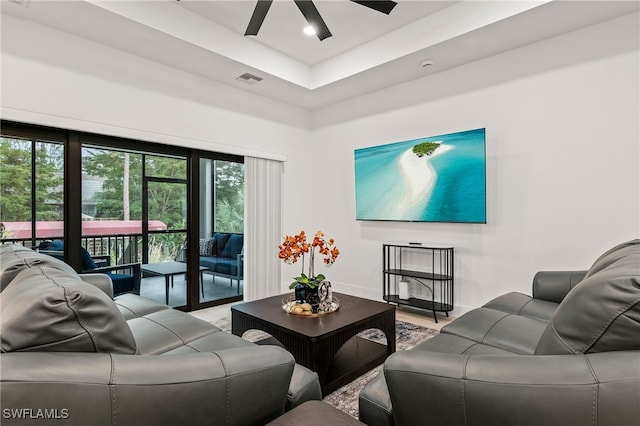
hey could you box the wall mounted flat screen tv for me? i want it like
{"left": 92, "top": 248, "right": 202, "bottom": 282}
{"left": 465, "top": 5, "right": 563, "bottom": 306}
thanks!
{"left": 354, "top": 128, "right": 486, "bottom": 223}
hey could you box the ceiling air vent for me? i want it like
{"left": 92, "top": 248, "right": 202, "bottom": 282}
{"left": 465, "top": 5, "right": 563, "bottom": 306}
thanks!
{"left": 235, "top": 73, "right": 263, "bottom": 85}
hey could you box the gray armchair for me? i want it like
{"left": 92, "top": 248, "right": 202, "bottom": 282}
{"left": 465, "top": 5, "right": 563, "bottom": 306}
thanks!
{"left": 0, "top": 244, "right": 321, "bottom": 425}
{"left": 360, "top": 240, "right": 640, "bottom": 426}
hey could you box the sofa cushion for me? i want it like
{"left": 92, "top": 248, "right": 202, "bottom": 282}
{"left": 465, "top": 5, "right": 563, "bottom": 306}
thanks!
{"left": 483, "top": 292, "right": 559, "bottom": 322}
{"left": 584, "top": 239, "right": 639, "bottom": 279}
{"left": 535, "top": 241, "right": 640, "bottom": 355}
{"left": 442, "top": 308, "right": 547, "bottom": 355}
{"left": 1, "top": 265, "right": 137, "bottom": 354}
{"left": 0, "top": 244, "right": 79, "bottom": 291}
{"left": 220, "top": 234, "right": 243, "bottom": 259}
{"left": 413, "top": 333, "right": 520, "bottom": 356}
{"left": 127, "top": 309, "right": 222, "bottom": 355}
{"left": 114, "top": 293, "right": 170, "bottom": 320}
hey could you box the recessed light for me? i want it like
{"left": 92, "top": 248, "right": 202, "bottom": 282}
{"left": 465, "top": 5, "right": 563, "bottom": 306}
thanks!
{"left": 303, "top": 25, "right": 316, "bottom": 36}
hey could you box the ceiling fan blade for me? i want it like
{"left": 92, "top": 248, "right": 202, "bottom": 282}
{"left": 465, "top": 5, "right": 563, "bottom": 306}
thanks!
{"left": 294, "top": 0, "right": 332, "bottom": 41}
{"left": 245, "top": 0, "right": 273, "bottom": 36}
{"left": 350, "top": 0, "right": 397, "bottom": 15}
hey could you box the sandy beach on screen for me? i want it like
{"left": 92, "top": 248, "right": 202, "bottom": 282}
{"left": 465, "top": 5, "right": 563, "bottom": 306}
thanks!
{"left": 397, "top": 143, "right": 452, "bottom": 209}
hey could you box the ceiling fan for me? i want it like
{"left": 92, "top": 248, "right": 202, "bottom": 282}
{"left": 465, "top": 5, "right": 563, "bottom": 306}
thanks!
{"left": 245, "top": 0, "right": 398, "bottom": 41}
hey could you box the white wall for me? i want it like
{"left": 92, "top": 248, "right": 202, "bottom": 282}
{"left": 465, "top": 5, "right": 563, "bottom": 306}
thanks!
{"left": 0, "top": 14, "right": 310, "bottom": 159}
{"left": 2, "top": 12, "right": 639, "bottom": 316}
{"left": 298, "top": 13, "right": 640, "bottom": 314}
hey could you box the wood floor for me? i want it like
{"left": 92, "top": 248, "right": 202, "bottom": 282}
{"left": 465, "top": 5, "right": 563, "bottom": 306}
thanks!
{"left": 395, "top": 305, "right": 452, "bottom": 331}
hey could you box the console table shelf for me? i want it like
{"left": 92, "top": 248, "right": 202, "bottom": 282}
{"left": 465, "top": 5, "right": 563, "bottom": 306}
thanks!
{"left": 383, "top": 244, "right": 454, "bottom": 323}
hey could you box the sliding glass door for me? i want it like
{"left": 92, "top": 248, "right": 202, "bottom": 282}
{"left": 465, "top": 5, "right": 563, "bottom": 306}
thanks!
{"left": 144, "top": 173, "right": 188, "bottom": 307}
{"left": 198, "top": 156, "right": 244, "bottom": 305}
{"left": 2, "top": 121, "right": 247, "bottom": 311}
{"left": 81, "top": 145, "right": 189, "bottom": 307}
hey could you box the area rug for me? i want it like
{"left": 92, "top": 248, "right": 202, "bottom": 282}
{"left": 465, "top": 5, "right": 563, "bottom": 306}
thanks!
{"left": 211, "top": 316, "right": 438, "bottom": 419}
{"left": 322, "top": 321, "right": 437, "bottom": 419}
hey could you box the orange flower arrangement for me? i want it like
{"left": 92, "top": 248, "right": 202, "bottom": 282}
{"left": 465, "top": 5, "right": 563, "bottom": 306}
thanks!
{"left": 278, "top": 230, "right": 340, "bottom": 289}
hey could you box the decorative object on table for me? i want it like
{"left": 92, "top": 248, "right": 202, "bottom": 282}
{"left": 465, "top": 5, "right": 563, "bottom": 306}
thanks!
{"left": 317, "top": 280, "right": 334, "bottom": 313}
{"left": 278, "top": 230, "right": 340, "bottom": 310}
{"left": 281, "top": 295, "right": 340, "bottom": 317}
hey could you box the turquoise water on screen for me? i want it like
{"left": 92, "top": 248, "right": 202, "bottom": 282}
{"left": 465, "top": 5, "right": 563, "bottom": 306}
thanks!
{"left": 354, "top": 128, "right": 486, "bottom": 223}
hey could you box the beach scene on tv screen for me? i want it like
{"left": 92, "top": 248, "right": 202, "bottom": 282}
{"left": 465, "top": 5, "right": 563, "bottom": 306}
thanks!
{"left": 354, "top": 128, "right": 486, "bottom": 223}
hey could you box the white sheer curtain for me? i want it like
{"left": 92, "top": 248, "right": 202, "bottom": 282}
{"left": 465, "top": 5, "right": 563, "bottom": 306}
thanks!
{"left": 243, "top": 156, "right": 283, "bottom": 301}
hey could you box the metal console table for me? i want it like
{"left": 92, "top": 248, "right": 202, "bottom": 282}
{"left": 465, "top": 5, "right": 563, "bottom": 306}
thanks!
{"left": 383, "top": 244, "right": 454, "bottom": 323}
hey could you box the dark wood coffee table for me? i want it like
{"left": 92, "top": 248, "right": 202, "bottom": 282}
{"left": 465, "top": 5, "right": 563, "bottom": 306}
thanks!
{"left": 231, "top": 293, "right": 396, "bottom": 395}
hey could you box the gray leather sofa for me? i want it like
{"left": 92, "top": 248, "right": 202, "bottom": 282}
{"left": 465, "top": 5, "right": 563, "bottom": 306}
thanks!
{"left": 360, "top": 239, "right": 640, "bottom": 426}
{"left": 0, "top": 244, "right": 321, "bottom": 426}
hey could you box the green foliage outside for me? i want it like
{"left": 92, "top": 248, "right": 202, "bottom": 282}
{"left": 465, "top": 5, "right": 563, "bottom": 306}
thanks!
{"left": 82, "top": 150, "right": 187, "bottom": 227}
{"left": 83, "top": 149, "right": 189, "bottom": 261}
{"left": 0, "top": 138, "right": 64, "bottom": 225}
{"left": 214, "top": 161, "right": 244, "bottom": 233}
{"left": 412, "top": 142, "right": 440, "bottom": 158}
{"left": 1, "top": 139, "right": 244, "bottom": 263}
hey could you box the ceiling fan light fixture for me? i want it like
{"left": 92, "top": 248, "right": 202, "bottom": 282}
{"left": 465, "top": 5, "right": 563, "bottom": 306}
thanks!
{"left": 294, "top": 0, "right": 332, "bottom": 41}
{"left": 303, "top": 25, "right": 316, "bottom": 36}
{"left": 243, "top": 0, "right": 397, "bottom": 40}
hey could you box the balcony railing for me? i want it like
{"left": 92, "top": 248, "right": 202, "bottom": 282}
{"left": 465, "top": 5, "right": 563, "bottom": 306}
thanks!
{"left": 2, "top": 235, "right": 142, "bottom": 265}
{"left": 0, "top": 220, "right": 174, "bottom": 266}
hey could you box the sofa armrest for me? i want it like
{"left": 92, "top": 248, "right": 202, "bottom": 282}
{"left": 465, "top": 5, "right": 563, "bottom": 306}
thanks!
{"left": 79, "top": 273, "right": 114, "bottom": 298}
{"left": 531, "top": 270, "right": 587, "bottom": 303}
{"left": 1, "top": 345, "right": 295, "bottom": 426}
{"left": 384, "top": 350, "right": 640, "bottom": 426}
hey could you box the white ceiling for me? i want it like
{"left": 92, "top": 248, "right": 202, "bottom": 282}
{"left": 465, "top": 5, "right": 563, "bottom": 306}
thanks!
{"left": 177, "top": 0, "right": 457, "bottom": 65}
{"left": 2, "top": 0, "right": 639, "bottom": 111}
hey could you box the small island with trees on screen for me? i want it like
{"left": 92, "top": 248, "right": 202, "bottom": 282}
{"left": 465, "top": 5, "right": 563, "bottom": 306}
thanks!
{"left": 412, "top": 142, "right": 441, "bottom": 157}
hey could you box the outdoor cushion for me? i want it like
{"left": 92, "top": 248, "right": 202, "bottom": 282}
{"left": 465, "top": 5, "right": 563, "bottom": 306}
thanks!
{"left": 38, "top": 241, "right": 136, "bottom": 294}
{"left": 45, "top": 240, "right": 98, "bottom": 271}
{"left": 212, "top": 258, "right": 239, "bottom": 276}
{"left": 220, "top": 234, "right": 243, "bottom": 259}
{"left": 109, "top": 273, "right": 136, "bottom": 294}
{"left": 212, "top": 232, "right": 232, "bottom": 256}
{"left": 199, "top": 238, "right": 215, "bottom": 256}
{"left": 81, "top": 247, "right": 99, "bottom": 270}
{"left": 0, "top": 265, "right": 137, "bottom": 354}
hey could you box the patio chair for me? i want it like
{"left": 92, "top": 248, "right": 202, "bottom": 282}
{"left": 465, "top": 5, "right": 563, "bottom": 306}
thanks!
{"left": 39, "top": 240, "right": 141, "bottom": 295}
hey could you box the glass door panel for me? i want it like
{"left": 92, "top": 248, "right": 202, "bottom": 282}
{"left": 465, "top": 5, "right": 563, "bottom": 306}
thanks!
{"left": 198, "top": 158, "right": 244, "bottom": 304}
{"left": 144, "top": 177, "right": 188, "bottom": 307}
{"left": 0, "top": 137, "right": 63, "bottom": 249}
{"left": 81, "top": 146, "right": 143, "bottom": 266}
